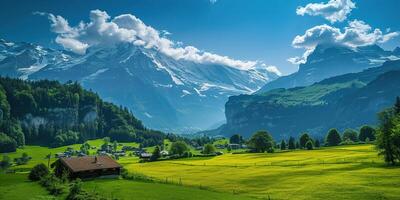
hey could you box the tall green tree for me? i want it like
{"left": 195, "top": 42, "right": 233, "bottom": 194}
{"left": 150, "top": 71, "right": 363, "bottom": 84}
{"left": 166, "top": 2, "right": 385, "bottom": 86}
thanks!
{"left": 229, "top": 134, "right": 243, "bottom": 144}
{"left": 288, "top": 136, "right": 296, "bottom": 150}
{"left": 376, "top": 109, "right": 400, "bottom": 165}
{"left": 359, "top": 125, "right": 376, "bottom": 142}
{"left": 248, "top": 130, "right": 274, "bottom": 153}
{"left": 325, "top": 129, "right": 342, "bottom": 146}
{"left": 315, "top": 139, "right": 320, "bottom": 148}
{"left": 299, "top": 133, "right": 311, "bottom": 148}
{"left": 203, "top": 144, "right": 216, "bottom": 154}
{"left": 280, "top": 140, "right": 286, "bottom": 150}
{"left": 170, "top": 141, "right": 189, "bottom": 156}
{"left": 150, "top": 146, "right": 161, "bottom": 161}
{"left": 342, "top": 129, "right": 358, "bottom": 142}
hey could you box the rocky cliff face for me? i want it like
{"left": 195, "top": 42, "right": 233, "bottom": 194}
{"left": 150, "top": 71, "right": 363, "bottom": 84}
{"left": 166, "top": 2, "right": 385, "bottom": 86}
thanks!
{"left": 221, "top": 60, "right": 400, "bottom": 139}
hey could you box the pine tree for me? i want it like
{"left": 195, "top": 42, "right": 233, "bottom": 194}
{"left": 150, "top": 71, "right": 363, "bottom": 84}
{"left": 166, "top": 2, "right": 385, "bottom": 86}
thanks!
{"left": 280, "top": 140, "right": 286, "bottom": 150}
{"left": 288, "top": 136, "right": 296, "bottom": 150}
{"left": 325, "top": 129, "right": 341, "bottom": 146}
{"left": 315, "top": 139, "right": 320, "bottom": 148}
{"left": 395, "top": 96, "right": 400, "bottom": 114}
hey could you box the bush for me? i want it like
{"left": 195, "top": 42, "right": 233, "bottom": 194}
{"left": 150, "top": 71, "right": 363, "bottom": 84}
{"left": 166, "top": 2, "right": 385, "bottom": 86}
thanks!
{"left": 170, "top": 141, "right": 189, "bottom": 156}
{"left": 29, "top": 163, "right": 50, "bottom": 181}
{"left": 182, "top": 151, "right": 193, "bottom": 158}
{"left": 0, "top": 133, "right": 17, "bottom": 153}
{"left": 0, "top": 156, "right": 11, "bottom": 169}
{"left": 14, "top": 152, "right": 31, "bottom": 165}
{"left": 39, "top": 174, "right": 65, "bottom": 196}
{"left": 202, "top": 144, "right": 216, "bottom": 154}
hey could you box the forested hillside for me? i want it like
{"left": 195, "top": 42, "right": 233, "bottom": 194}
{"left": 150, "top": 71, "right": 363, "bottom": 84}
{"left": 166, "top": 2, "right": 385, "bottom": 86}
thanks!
{"left": 0, "top": 77, "right": 164, "bottom": 152}
{"left": 219, "top": 60, "right": 400, "bottom": 139}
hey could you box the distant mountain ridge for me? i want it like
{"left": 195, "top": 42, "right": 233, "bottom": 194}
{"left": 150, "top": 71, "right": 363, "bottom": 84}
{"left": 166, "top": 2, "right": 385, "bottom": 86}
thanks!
{"left": 0, "top": 39, "right": 279, "bottom": 133}
{"left": 257, "top": 44, "right": 400, "bottom": 93}
{"left": 216, "top": 59, "right": 400, "bottom": 139}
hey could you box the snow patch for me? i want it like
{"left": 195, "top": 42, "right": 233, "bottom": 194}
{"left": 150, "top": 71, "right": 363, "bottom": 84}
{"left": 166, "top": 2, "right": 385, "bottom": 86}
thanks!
{"left": 144, "top": 112, "right": 153, "bottom": 118}
{"left": 83, "top": 68, "right": 109, "bottom": 81}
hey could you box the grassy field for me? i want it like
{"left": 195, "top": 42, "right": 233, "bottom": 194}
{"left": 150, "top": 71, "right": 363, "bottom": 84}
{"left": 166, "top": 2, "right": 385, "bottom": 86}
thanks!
{"left": 125, "top": 144, "right": 400, "bottom": 200}
{"left": 0, "top": 173, "right": 55, "bottom": 200}
{"left": 83, "top": 179, "right": 255, "bottom": 200}
{"left": 2, "top": 141, "right": 400, "bottom": 200}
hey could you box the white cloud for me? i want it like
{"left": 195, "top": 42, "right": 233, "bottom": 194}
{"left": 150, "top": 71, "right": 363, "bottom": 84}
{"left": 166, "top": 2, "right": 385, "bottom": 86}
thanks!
{"left": 210, "top": 0, "right": 217, "bottom": 4}
{"left": 296, "top": 0, "right": 356, "bottom": 23}
{"left": 37, "top": 9, "right": 259, "bottom": 70}
{"left": 265, "top": 66, "right": 282, "bottom": 76}
{"left": 289, "top": 20, "right": 399, "bottom": 64}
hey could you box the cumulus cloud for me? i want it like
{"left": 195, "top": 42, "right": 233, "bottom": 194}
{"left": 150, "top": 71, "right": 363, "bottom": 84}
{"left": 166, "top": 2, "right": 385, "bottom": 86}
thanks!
{"left": 36, "top": 9, "right": 259, "bottom": 70}
{"left": 288, "top": 20, "right": 399, "bottom": 64}
{"left": 296, "top": 0, "right": 356, "bottom": 23}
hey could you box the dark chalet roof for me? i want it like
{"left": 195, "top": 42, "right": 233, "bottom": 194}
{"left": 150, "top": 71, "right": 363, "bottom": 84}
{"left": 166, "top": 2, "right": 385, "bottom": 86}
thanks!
{"left": 60, "top": 156, "right": 122, "bottom": 173}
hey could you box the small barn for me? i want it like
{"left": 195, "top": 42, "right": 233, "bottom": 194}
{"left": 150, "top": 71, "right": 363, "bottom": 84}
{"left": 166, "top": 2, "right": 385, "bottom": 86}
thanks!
{"left": 53, "top": 156, "right": 122, "bottom": 179}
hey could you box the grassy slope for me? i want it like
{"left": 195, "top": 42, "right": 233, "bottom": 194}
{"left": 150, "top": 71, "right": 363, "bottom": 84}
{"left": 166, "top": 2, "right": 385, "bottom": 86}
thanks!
{"left": 83, "top": 179, "right": 254, "bottom": 200}
{"left": 0, "top": 173, "right": 55, "bottom": 200}
{"left": 2, "top": 142, "right": 400, "bottom": 200}
{"left": 125, "top": 145, "right": 400, "bottom": 200}
{"left": 1, "top": 139, "right": 138, "bottom": 171}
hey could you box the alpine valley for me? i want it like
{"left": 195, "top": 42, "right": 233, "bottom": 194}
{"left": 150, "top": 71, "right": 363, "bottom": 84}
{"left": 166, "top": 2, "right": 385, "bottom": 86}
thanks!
{"left": 0, "top": 39, "right": 279, "bottom": 133}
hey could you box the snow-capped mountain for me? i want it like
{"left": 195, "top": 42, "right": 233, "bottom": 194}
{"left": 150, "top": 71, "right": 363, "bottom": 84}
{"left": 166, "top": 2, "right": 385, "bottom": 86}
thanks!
{"left": 257, "top": 44, "right": 400, "bottom": 93}
{"left": 0, "top": 39, "right": 279, "bottom": 133}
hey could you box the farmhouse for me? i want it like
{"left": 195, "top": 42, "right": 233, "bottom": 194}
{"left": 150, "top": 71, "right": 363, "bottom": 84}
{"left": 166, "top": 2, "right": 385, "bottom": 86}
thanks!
{"left": 52, "top": 156, "right": 122, "bottom": 179}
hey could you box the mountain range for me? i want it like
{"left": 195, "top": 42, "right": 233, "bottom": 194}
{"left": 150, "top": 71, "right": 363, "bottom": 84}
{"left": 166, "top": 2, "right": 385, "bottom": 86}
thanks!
{"left": 0, "top": 39, "right": 279, "bottom": 133}
{"left": 217, "top": 58, "right": 400, "bottom": 139}
{"left": 257, "top": 44, "right": 400, "bottom": 93}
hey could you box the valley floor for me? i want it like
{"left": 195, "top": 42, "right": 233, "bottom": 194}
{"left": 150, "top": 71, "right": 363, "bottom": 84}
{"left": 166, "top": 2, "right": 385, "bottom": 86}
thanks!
{"left": 1, "top": 143, "right": 400, "bottom": 200}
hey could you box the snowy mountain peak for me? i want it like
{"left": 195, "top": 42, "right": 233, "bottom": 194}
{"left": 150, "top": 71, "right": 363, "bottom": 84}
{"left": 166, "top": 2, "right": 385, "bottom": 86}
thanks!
{"left": 0, "top": 39, "right": 279, "bottom": 133}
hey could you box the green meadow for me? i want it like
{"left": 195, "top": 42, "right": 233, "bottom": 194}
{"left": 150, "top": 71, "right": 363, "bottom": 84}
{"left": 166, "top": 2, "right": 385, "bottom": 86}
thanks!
{"left": 125, "top": 144, "right": 400, "bottom": 200}
{"left": 1, "top": 142, "right": 400, "bottom": 200}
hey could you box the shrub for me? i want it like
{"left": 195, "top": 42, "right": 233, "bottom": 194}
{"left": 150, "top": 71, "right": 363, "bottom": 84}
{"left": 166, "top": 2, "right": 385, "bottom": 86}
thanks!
{"left": 29, "top": 163, "right": 49, "bottom": 181}
{"left": 0, "top": 156, "right": 11, "bottom": 169}
{"left": 0, "top": 133, "right": 17, "bottom": 153}
{"left": 170, "top": 141, "right": 189, "bottom": 156}
{"left": 14, "top": 152, "right": 31, "bottom": 165}
{"left": 39, "top": 174, "right": 65, "bottom": 196}
{"left": 202, "top": 144, "right": 216, "bottom": 154}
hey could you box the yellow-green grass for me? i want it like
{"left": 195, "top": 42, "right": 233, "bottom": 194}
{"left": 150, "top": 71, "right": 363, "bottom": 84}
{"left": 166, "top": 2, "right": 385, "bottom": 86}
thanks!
{"left": 125, "top": 144, "right": 400, "bottom": 200}
{"left": 0, "top": 173, "right": 57, "bottom": 200}
{"left": 83, "top": 179, "right": 255, "bottom": 200}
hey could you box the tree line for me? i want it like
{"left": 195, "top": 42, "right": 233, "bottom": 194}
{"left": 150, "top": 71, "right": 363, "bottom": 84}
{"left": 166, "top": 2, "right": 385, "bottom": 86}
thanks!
{"left": 0, "top": 77, "right": 165, "bottom": 152}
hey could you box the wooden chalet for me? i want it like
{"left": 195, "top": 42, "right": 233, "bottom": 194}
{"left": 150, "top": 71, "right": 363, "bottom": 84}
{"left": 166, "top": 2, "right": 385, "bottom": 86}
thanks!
{"left": 53, "top": 155, "right": 122, "bottom": 179}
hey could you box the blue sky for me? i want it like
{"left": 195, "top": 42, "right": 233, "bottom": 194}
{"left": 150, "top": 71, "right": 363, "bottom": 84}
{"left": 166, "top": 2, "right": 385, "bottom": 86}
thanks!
{"left": 1, "top": 0, "right": 399, "bottom": 75}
